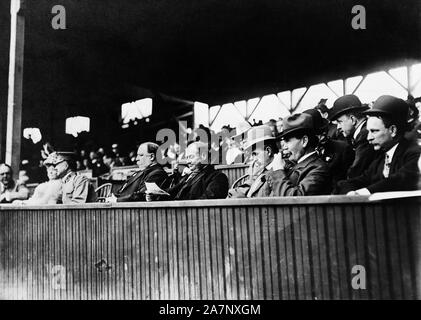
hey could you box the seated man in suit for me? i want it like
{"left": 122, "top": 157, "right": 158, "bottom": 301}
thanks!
{"left": 228, "top": 125, "right": 279, "bottom": 198}
{"left": 267, "top": 113, "right": 332, "bottom": 196}
{"left": 106, "top": 142, "right": 168, "bottom": 202}
{"left": 161, "top": 141, "right": 228, "bottom": 200}
{"left": 329, "top": 94, "right": 378, "bottom": 179}
{"left": 337, "top": 95, "right": 421, "bottom": 195}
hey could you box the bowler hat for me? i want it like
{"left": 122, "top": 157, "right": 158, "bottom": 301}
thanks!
{"left": 243, "top": 125, "right": 275, "bottom": 150}
{"left": 364, "top": 95, "right": 409, "bottom": 125}
{"left": 278, "top": 113, "right": 315, "bottom": 139}
{"left": 303, "top": 108, "right": 329, "bottom": 134}
{"left": 329, "top": 95, "right": 368, "bottom": 121}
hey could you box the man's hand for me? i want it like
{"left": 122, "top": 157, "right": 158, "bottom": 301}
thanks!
{"left": 105, "top": 194, "right": 117, "bottom": 203}
{"left": 270, "top": 153, "right": 286, "bottom": 171}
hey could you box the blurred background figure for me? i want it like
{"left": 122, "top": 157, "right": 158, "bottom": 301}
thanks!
{"left": 0, "top": 163, "right": 30, "bottom": 203}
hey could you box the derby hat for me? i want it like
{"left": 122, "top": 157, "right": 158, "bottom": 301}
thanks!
{"left": 329, "top": 95, "right": 368, "bottom": 121}
{"left": 243, "top": 125, "right": 275, "bottom": 150}
{"left": 303, "top": 108, "right": 329, "bottom": 134}
{"left": 278, "top": 113, "right": 315, "bottom": 139}
{"left": 363, "top": 95, "right": 409, "bottom": 125}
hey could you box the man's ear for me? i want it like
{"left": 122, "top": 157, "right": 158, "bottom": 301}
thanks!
{"left": 265, "top": 146, "right": 273, "bottom": 157}
{"left": 389, "top": 124, "right": 398, "bottom": 138}
{"left": 301, "top": 135, "right": 309, "bottom": 148}
{"left": 150, "top": 153, "right": 156, "bottom": 161}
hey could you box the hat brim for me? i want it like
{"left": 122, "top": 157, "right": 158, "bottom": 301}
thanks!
{"left": 329, "top": 105, "right": 369, "bottom": 121}
{"left": 243, "top": 136, "right": 275, "bottom": 150}
{"left": 278, "top": 127, "right": 315, "bottom": 139}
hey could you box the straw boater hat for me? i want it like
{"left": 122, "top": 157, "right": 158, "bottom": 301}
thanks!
{"left": 278, "top": 113, "right": 315, "bottom": 139}
{"left": 243, "top": 125, "right": 275, "bottom": 150}
{"left": 329, "top": 94, "right": 369, "bottom": 121}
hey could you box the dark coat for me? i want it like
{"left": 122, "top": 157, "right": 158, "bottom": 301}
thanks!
{"left": 317, "top": 138, "right": 355, "bottom": 189}
{"left": 168, "top": 165, "right": 229, "bottom": 200}
{"left": 347, "top": 122, "right": 379, "bottom": 178}
{"left": 115, "top": 163, "right": 168, "bottom": 202}
{"left": 337, "top": 138, "right": 421, "bottom": 194}
{"left": 269, "top": 153, "right": 332, "bottom": 196}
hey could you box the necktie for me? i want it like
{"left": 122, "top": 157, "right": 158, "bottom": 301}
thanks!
{"left": 383, "top": 153, "right": 391, "bottom": 178}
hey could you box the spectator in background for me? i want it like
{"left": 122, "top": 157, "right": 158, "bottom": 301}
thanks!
{"left": 0, "top": 163, "right": 30, "bottom": 203}
{"left": 103, "top": 151, "right": 118, "bottom": 172}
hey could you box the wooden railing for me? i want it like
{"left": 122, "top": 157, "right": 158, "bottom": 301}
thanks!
{"left": 0, "top": 195, "right": 420, "bottom": 300}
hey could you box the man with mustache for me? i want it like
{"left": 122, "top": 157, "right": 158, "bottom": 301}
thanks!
{"left": 337, "top": 95, "right": 420, "bottom": 195}
{"left": 267, "top": 113, "right": 332, "bottom": 196}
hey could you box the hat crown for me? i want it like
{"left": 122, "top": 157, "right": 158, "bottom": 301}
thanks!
{"left": 330, "top": 94, "right": 366, "bottom": 120}
{"left": 303, "top": 108, "right": 327, "bottom": 130}
{"left": 367, "top": 95, "right": 409, "bottom": 122}
{"left": 283, "top": 113, "right": 314, "bottom": 132}
{"left": 243, "top": 125, "right": 275, "bottom": 149}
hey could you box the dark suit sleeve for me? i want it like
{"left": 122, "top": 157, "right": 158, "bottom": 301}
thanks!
{"left": 198, "top": 172, "right": 229, "bottom": 199}
{"left": 271, "top": 165, "right": 331, "bottom": 197}
{"left": 117, "top": 170, "right": 168, "bottom": 202}
{"left": 366, "top": 147, "right": 420, "bottom": 193}
{"left": 347, "top": 139, "right": 377, "bottom": 178}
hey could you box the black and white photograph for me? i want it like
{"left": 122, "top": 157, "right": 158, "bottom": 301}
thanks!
{"left": 0, "top": 0, "right": 421, "bottom": 308}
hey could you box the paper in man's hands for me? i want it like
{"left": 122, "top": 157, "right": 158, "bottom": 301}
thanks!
{"left": 145, "top": 182, "right": 170, "bottom": 196}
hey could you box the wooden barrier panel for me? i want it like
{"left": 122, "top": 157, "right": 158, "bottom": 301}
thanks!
{"left": 215, "top": 164, "right": 248, "bottom": 186}
{"left": 0, "top": 196, "right": 420, "bottom": 300}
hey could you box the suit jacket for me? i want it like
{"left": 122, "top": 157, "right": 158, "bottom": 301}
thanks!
{"left": 347, "top": 122, "right": 379, "bottom": 178}
{"left": 115, "top": 163, "right": 168, "bottom": 202}
{"left": 168, "top": 165, "right": 228, "bottom": 200}
{"left": 269, "top": 153, "right": 332, "bottom": 196}
{"left": 61, "top": 172, "right": 97, "bottom": 204}
{"left": 318, "top": 138, "right": 355, "bottom": 189}
{"left": 337, "top": 138, "right": 421, "bottom": 194}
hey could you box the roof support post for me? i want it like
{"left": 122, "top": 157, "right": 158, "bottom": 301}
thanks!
{"left": 6, "top": 0, "right": 25, "bottom": 178}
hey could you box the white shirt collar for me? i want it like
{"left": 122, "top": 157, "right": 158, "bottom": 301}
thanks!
{"left": 297, "top": 151, "right": 317, "bottom": 164}
{"left": 385, "top": 143, "right": 399, "bottom": 162}
{"left": 353, "top": 119, "right": 366, "bottom": 140}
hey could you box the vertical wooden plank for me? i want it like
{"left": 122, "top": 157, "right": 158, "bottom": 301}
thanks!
{"left": 282, "top": 206, "right": 295, "bottom": 299}
{"left": 203, "top": 207, "right": 212, "bottom": 299}
{"left": 308, "top": 205, "right": 322, "bottom": 300}
{"left": 187, "top": 208, "right": 195, "bottom": 299}
{"left": 352, "top": 205, "right": 370, "bottom": 300}
{"left": 344, "top": 205, "right": 358, "bottom": 300}
{"left": 395, "top": 204, "right": 416, "bottom": 299}
{"left": 197, "top": 207, "right": 206, "bottom": 299}
{"left": 325, "top": 205, "right": 340, "bottom": 299}
{"left": 373, "top": 204, "right": 391, "bottom": 299}
{"left": 275, "top": 207, "right": 288, "bottom": 300}
{"left": 209, "top": 207, "right": 219, "bottom": 299}
{"left": 234, "top": 207, "right": 245, "bottom": 299}
{"left": 227, "top": 206, "right": 237, "bottom": 299}
{"left": 260, "top": 205, "right": 272, "bottom": 299}
{"left": 215, "top": 207, "right": 226, "bottom": 300}
{"left": 241, "top": 207, "right": 252, "bottom": 300}
{"left": 246, "top": 206, "right": 258, "bottom": 300}
{"left": 291, "top": 205, "right": 305, "bottom": 299}
{"left": 191, "top": 207, "right": 201, "bottom": 299}
{"left": 253, "top": 206, "right": 265, "bottom": 299}
{"left": 299, "top": 206, "right": 312, "bottom": 300}
{"left": 333, "top": 205, "right": 350, "bottom": 299}
{"left": 384, "top": 205, "right": 403, "bottom": 299}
